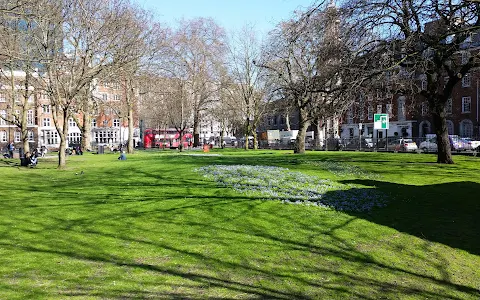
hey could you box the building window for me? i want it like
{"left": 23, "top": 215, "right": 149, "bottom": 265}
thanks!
{"left": 421, "top": 102, "right": 428, "bottom": 116}
{"left": 14, "top": 110, "right": 19, "bottom": 122}
{"left": 27, "top": 110, "right": 34, "bottom": 125}
{"left": 0, "top": 110, "right": 6, "bottom": 125}
{"left": 45, "top": 130, "right": 58, "bottom": 145}
{"left": 92, "top": 119, "right": 97, "bottom": 127}
{"left": 0, "top": 130, "right": 6, "bottom": 142}
{"left": 113, "top": 94, "right": 121, "bottom": 101}
{"left": 446, "top": 98, "right": 452, "bottom": 114}
{"left": 14, "top": 131, "right": 20, "bottom": 142}
{"left": 446, "top": 120, "right": 454, "bottom": 135}
{"left": 461, "top": 51, "right": 470, "bottom": 64}
{"left": 42, "top": 105, "right": 51, "bottom": 113}
{"left": 43, "top": 118, "right": 51, "bottom": 127}
{"left": 386, "top": 103, "right": 393, "bottom": 117}
{"left": 28, "top": 130, "right": 34, "bottom": 141}
{"left": 462, "top": 97, "right": 471, "bottom": 113}
{"left": 367, "top": 106, "right": 373, "bottom": 120}
{"left": 421, "top": 79, "right": 427, "bottom": 91}
{"left": 460, "top": 119, "right": 473, "bottom": 137}
{"left": 376, "top": 104, "right": 382, "bottom": 114}
{"left": 0, "top": 93, "right": 5, "bottom": 102}
{"left": 397, "top": 97, "right": 406, "bottom": 121}
{"left": 113, "top": 119, "right": 120, "bottom": 127}
{"left": 28, "top": 95, "right": 34, "bottom": 103}
{"left": 462, "top": 73, "right": 471, "bottom": 87}
{"left": 346, "top": 107, "right": 353, "bottom": 124}
{"left": 68, "top": 118, "right": 77, "bottom": 128}
{"left": 444, "top": 76, "right": 449, "bottom": 87}
{"left": 102, "top": 94, "right": 108, "bottom": 101}
{"left": 68, "top": 132, "right": 81, "bottom": 144}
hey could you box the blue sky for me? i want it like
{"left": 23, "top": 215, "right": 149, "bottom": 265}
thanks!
{"left": 138, "top": 0, "right": 315, "bottom": 36}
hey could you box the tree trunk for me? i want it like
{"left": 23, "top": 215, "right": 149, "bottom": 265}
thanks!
{"left": 244, "top": 117, "right": 250, "bottom": 150}
{"left": 127, "top": 103, "right": 134, "bottom": 154}
{"left": 81, "top": 113, "right": 91, "bottom": 151}
{"left": 314, "top": 118, "right": 322, "bottom": 150}
{"left": 294, "top": 108, "right": 310, "bottom": 154}
{"left": 193, "top": 112, "right": 200, "bottom": 147}
{"left": 432, "top": 102, "right": 454, "bottom": 164}
{"left": 57, "top": 110, "right": 69, "bottom": 169}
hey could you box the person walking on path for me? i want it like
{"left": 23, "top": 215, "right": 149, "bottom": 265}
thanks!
{"left": 8, "top": 141, "right": 14, "bottom": 158}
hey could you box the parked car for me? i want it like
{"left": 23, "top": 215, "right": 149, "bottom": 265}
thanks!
{"left": 342, "top": 138, "right": 374, "bottom": 150}
{"left": 420, "top": 134, "right": 466, "bottom": 152}
{"left": 460, "top": 137, "right": 480, "bottom": 151}
{"left": 388, "top": 138, "right": 418, "bottom": 152}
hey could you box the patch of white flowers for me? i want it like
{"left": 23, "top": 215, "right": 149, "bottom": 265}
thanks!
{"left": 303, "top": 160, "right": 381, "bottom": 179}
{"left": 195, "top": 165, "right": 387, "bottom": 212}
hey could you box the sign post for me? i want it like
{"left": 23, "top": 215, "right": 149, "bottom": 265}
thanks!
{"left": 374, "top": 114, "right": 389, "bottom": 150}
{"left": 358, "top": 123, "right": 363, "bottom": 151}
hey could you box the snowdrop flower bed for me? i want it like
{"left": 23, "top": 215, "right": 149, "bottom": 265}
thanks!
{"left": 304, "top": 160, "right": 380, "bottom": 179}
{"left": 195, "top": 165, "right": 387, "bottom": 212}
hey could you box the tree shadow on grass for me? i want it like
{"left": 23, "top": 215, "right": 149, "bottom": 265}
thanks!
{"left": 338, "top": 179, "right": 480, "bottom": 256}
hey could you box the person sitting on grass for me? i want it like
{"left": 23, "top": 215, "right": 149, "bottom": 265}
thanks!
{"left": 118, "top": 151, "right": 126, "bottom": 160}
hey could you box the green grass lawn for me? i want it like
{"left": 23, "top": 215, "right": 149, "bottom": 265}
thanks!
{"left": 0, "top": 149, "right": 479, "bottom": 299}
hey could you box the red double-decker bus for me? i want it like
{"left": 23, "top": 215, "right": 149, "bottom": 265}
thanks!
{"left": 143, "top": 128, "right": 192, "bottom": 149}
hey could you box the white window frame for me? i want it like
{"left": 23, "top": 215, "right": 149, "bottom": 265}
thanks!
{"left": 386, "top": 103, "right": 393, "bottom": 117}
{"left": 0, "top": 130, "right": 6, "bottom": 142}
{"left": 0, "top": 93, "right": 5, "bottom": 102}
{"left": 376, "top": 104, "right": 382, "bottom": 114}
{"left": 0, "top": 110, "right": 6, "bottom": 125}
{"left": 367, "top": 106, "right": 373, "bottom": 120}
{"left": 27, "top": 110, "right": 34, "bottom": 125}
{"left": 446, "top": 98, "right": 452, "bottom": 114}
{"left": 113, "top": 119, "right": 120, "bottom": 127}
{"left": 92, "top": 119, "right": 97, "bottom": 127}
{"left": 42, "top": 105, "right": 51, "bottom": 113}
{"left": 68, "top": 118, "right": 77, "bottom": 128}
{"left": 102, "top": 94, "right": 108, "bottom": 101}
{"left": 43, "top": 118, "right": 51, "bottom": 127}
{"left": 28, "top": 130, "right": 34, "bottom": 141}
{"left": 462, "top": 97, "right": 471, "bottom": 113}
{"left": 462, "top": 51, "right": 470, "bottom": 64}
{"left": 14, "top": 131, "right": 21, "bottom": 142}
{"left": 462, "top": 73, "right": 471, "bottom": 87}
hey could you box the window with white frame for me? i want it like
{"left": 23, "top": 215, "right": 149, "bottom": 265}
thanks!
{"left": 68, "top": 118, "right": 77, "bottom": 128}
{"left": 446, "top": 120, "right": 454, "bottom": 135}
{"left": 102, "top": 94, "right": 108, "bottom": 101}
{"left": 0, "top": 93, "right": 5, "bottom": 102}
{"left": 461, "top": 51, "right": 470, "bottom": 64}
{"left": 386, "top": 103, "right": 393, "bottom": 117}
{"left": 376, "top": 104, "right": 382, "bottom": 114}
{"left": 462, "top": 97, "right": 471, "bottom": 113}
{"left": 14, "top": 131, "right": 20, "bottom": 142}
{"left": 42, "top": 105, "right": 51, "bottom": 113}
{"left": 28, "top": 130, "right": 34, "bottom": 141}
{"left": 0, "top": 130, "right": 6, "bottom": 142}
{"left": 68, "top": 132, "right": 81, "bottom": 144}
{"left": 28, "top": 95, "right": 34, "bottom": 103}
{"left": 462, "top": 73, "right": 471, "bottom": 87}
{"left": 446, "top": 98, "right": 452, "bottom": 114}
{"left": 421, "top": 79, "right": 427, "bottom": 90}
{"left": 397, "top": 97, "right": 406, "bottom": 121}
{"left": 113, "top": 119, "right": 120, "bottom": 127}
{"left": 43, "top": 117, "right": 51, "bottom": 127}
{"left": 45, "top": 130, "right": 59, "bottom": 145}
{"left": 0, "top": 110, "right": 6, "bottom": 125}
{"left": 113, "top": 94, "right": 121, "bottom": 101}
{"left": 421, "top": 102, "right": 428, "bottom": 116}
{"left": 27, "top": 110, "right": 34, "bottom": 125}
{"left": 14, "top": 110, "right": 19, "bottom": 122}
{"left": 367, "top": 106, "right": 373, "bottom": 120}
{"left": 92, "top": 119, "right": 97, "bottom": 127}
{"left": 14, "top": 94, "right": 20, "bottom": 103}
{"left": 346, "top": 108, "right": 353, "bottom": 124}
{"left": 460, "top": 119, "right": 473, "bottom": 137}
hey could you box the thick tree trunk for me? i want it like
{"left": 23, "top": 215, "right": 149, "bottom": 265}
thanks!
{"left": 81, "top": 113, "right": 91, "bottom": 151}
{"left": 244, "top": 117, "right": 250, "bottom": 150}
{"left": 314, "top": 118, "right": 322, "bottom": 150}
{"left": 193, "top": 112, "right": 200, "bottom": 147}
{"left": 57, "top": 110, "right": 69, "bottom": 169}
{"left": 432, "top": 102, "right": 454, "bottom": 164}
{"left": 294, "top": 108, "right": 310, "bottom": 154}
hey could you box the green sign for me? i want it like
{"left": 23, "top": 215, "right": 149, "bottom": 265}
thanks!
{"left": 374, "top": 114, "right": 389, "bottom": 129}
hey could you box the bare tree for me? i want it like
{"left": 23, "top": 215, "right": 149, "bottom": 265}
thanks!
{"left": 165, "top": 18, "right": 227, "bottom": 147}
{"left": 26, "top": 0, "right": 155, "bottom": 168}
{"left": 342, "top": 0, "right": 480, "bottom": 163}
